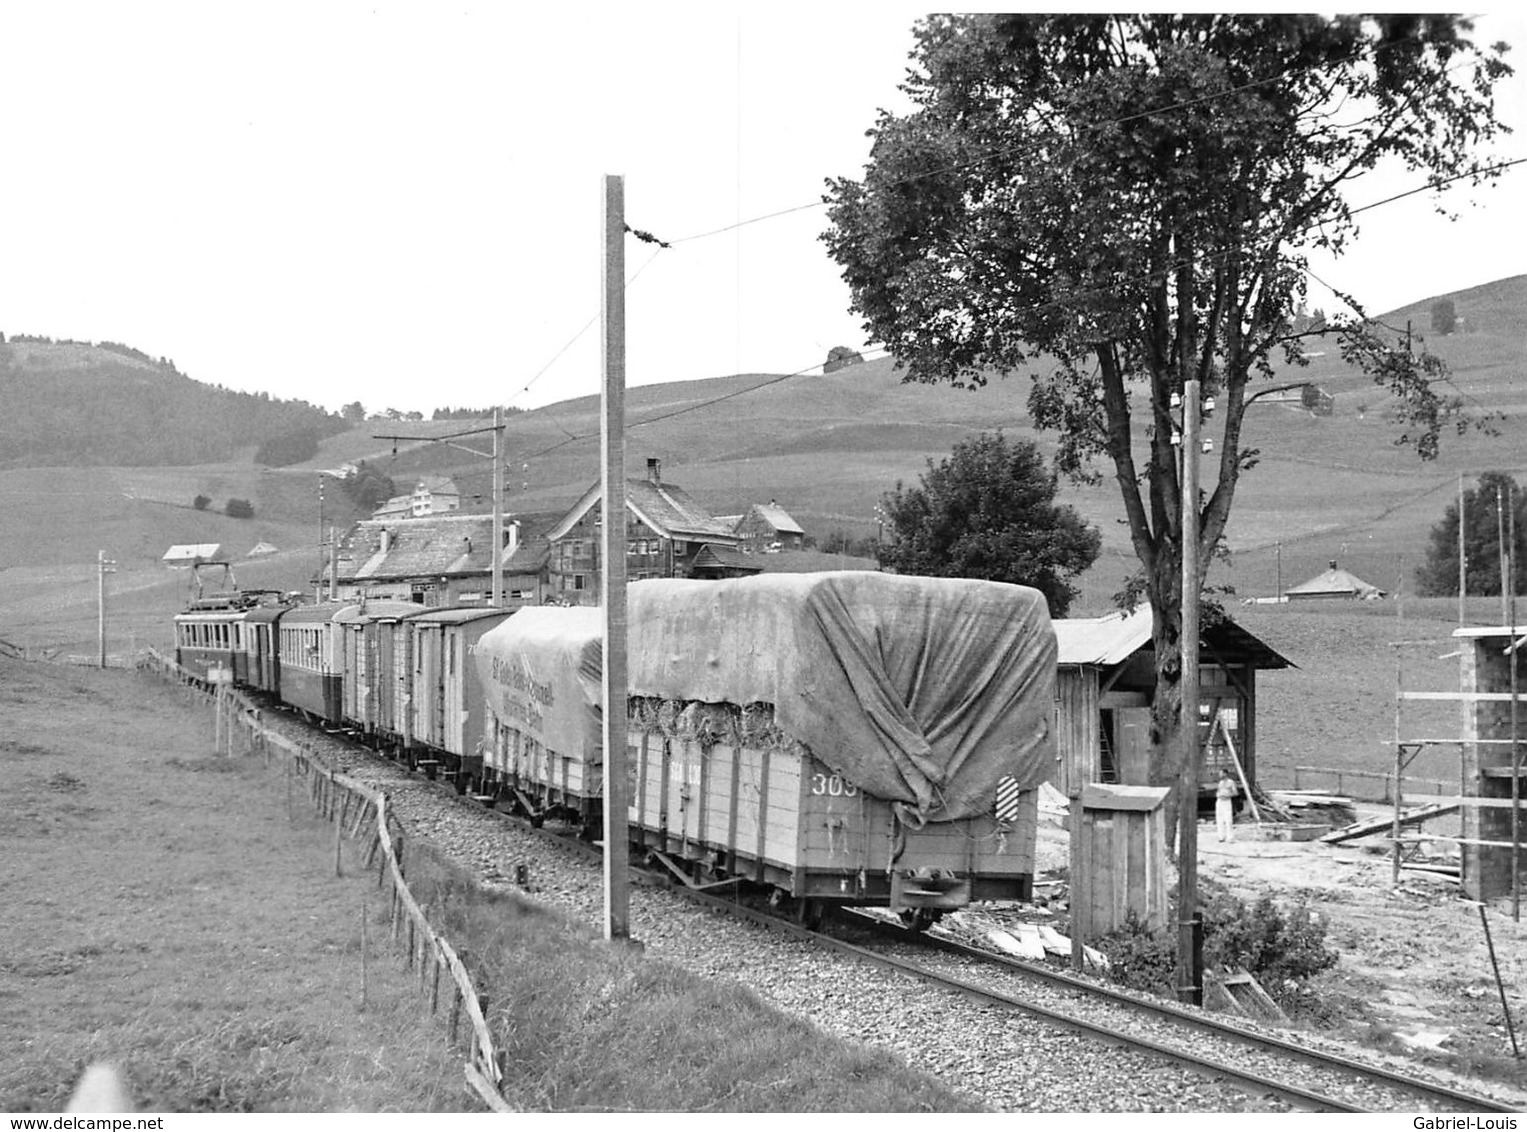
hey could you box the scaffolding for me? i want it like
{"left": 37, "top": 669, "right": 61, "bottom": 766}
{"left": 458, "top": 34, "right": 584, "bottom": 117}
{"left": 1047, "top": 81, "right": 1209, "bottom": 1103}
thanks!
{"left": 1390, "top": 628, "right": 1525, "bottom": 917}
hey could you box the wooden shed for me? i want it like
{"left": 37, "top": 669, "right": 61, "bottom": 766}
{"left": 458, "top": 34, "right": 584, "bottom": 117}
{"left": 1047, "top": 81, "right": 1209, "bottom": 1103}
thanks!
{"left": 1051, "top": 608, "right": 1292, "bottom": 798}
{"left": 1073, "top": 783, "right": 1171, "bottom": 937}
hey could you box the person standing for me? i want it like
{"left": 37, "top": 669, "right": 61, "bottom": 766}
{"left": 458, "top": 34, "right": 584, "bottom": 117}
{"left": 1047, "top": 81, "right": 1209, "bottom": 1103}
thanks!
{"left": 1216, "top": 768, "right": 1239, "bottom": 842}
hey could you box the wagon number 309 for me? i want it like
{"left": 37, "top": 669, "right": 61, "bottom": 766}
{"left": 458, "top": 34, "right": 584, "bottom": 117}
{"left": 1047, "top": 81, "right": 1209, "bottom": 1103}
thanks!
{"left": 810, "top": 773, "right": 858, "bottom": 797}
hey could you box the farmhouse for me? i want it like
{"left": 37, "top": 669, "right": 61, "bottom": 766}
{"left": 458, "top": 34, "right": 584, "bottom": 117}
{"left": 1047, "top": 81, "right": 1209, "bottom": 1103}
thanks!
{"left": 324, "top": 511, "right": 558, "bottom": 607}
{"left": 545, "top": 458, "right": 756, "bottom": 604}
{"left": 371, "top": 475, "right": 461, "bottom": 521}
{"left": 1285, "top": 559, "right": 1385, "bottom": 601}
{"left": 1050, "top": 607, "right": 1293, "bottom": 798}
{"left": 733, "top": 501, "right": 806, "bottom": 552}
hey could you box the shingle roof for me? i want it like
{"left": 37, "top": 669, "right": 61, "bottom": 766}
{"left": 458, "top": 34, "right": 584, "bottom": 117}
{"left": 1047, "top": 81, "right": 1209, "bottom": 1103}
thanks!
{"left": 747, "top": 502, "right": 804, "bottom": 535}
{"left": 691, "top": 543, "right": 762, "bottom": 572}
{"left": 1054, "top": 607, "right": 1292, "bottom": 670}
{"left": 336, "top": 511, "right": 559, "bottom": 582}
{"left": 1285, "top": 564, "right": 1385, "bottom": 598}
{"left": 550, "top": 478, "right": 738, "bottom": 543}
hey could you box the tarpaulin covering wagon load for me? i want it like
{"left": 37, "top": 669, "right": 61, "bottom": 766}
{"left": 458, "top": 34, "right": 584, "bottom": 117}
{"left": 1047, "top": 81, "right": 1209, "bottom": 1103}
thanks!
{"left": 474, "top": 572, "right": 1056, "bottom": 919}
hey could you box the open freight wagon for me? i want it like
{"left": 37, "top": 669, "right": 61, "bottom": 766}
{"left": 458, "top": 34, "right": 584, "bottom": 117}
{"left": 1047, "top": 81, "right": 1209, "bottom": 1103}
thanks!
{"left": 474, "top": 573, "right": 1056, "bottom": 924}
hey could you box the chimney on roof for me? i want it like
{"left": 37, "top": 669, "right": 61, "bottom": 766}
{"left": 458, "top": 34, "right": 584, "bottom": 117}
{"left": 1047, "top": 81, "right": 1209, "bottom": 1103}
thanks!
{"left": 380, "top": 529, "right": 391, "bottom": 553}
{"left": 647, "top": 457, "right": 661, "bottom": 484}
{"left": 504, "top": 520, "right": 520, "bottom": 557}
{"left": 464, "top": 536, "right": 472, "bottom": 554}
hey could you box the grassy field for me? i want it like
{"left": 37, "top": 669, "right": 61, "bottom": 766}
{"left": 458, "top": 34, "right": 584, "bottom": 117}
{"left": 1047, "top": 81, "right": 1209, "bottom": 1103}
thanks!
{"left": 0, "top": 659, "right": 470, "bottom": 1111}
{"left": 0, "top": 658, "right": 978, "bottom": 1113}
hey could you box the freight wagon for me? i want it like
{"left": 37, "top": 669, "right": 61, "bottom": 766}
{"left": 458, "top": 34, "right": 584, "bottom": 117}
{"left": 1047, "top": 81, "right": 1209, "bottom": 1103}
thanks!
{"left": 474, "top": 573, "right": 1055, "bottom": 926}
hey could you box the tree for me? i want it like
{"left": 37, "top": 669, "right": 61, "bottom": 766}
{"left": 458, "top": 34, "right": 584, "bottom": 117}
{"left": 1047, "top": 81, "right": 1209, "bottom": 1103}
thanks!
{"left": 880, "top": 432, "right": 1102, "bottom": 616}
{"left": 341, "top": 401, "right": 366, "bottom": 422}
{"left": 340, "top": 461, "right": 396, "bottom": 514}
{"left": 824, "top": 14, "right": 1509, "bottom": 816}
{"left": 824, "top": 346, "right": 865, "bottom": 373}
{"left": 1431, "top": 298, "right": 1458, "bottom": 335}
{"left": 1416, "top": 472, "right": 1527, "bottom": 597}
{"left": 225, "top": 498, "right": 255, "bottom": 519}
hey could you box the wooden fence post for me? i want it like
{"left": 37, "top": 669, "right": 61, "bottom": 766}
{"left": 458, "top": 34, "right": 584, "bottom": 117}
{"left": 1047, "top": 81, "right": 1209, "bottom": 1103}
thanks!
{"left": 360, "top": 899, "right": 369, "bottom": 1014}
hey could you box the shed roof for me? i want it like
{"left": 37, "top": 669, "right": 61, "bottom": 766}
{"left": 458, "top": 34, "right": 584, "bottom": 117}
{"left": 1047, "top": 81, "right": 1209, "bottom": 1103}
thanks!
{"left": 1054, "top": 606, "right": 1292, "bottom": 670}
{"left": 163, "top": 543, "right": 222, "bottom": 563}
{"left": 1285, "top": 562, "right": 1385, "bottom": 598}
{"left": 691, "top": 543, "right": 762, "bottom": 573}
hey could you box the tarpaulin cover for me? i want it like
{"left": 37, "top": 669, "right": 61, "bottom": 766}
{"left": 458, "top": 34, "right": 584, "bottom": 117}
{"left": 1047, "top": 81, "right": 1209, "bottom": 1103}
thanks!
{"left": 627, "top": 573, "right": 1055, "bottom": 822}
{"left": 473, "top": 572, "right": 1056, "bottom": 823}
{"left": 475, "top": 606, "right": 605, "bottom": 765}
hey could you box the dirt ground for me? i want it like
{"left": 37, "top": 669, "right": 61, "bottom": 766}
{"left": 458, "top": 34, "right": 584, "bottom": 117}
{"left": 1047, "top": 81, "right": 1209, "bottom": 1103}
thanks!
{"left": 1033, "top": 812, "right": 1527, "bottom": 1101}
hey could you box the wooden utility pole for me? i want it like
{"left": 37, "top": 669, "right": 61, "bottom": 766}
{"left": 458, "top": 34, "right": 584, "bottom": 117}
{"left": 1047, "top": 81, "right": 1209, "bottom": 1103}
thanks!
{"left": 600, "top": 174, "right": 631, "bottom": 942}
{"left": 1501, "top": 487, "right": 1510, "bottom": 626}
{"left": 97, "top": 550, "right": 115, "bottom": 667}
{"left": 1459, "top": 472, "right": 1467, "bottom": 626}
{"left": 1176, "top": 376, "right": 1203, "bottom": 1006}
{"left": 492, "top": 407, "right": 505, "bottom": 608}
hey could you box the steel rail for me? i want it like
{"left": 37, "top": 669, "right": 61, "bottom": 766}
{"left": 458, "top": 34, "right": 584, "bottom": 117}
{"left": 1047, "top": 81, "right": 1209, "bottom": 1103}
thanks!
{"left": 275, "top": 713, "right": 1518, "bottom": 1115}
{"left": 866, "top": 916, "right": 1518, "bottom": 1114}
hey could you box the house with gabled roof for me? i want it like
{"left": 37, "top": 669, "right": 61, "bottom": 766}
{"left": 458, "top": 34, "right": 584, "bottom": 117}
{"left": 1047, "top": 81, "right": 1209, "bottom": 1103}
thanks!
{"left": 545, "top": 458, "right": 757, "bottom": 604}
{"left": 324, "top": 511, "right": 559, "bottom": 607}
{"left": 734, "top": 500, "right": 806, "bottom": 552}
{"left": 1285, "top": 559, "right": 1386, "bottom": 601}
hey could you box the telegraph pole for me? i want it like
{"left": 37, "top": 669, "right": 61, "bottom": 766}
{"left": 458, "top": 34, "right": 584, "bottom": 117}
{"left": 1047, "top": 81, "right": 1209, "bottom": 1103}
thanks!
{"left": 97, "top": 550, "right": 116, "bottom": 667}
{"left": 600, "top": 174, "right": 631, "bottom": 942}
{"left": 492, "top": 407, "right": 505, "bottom": 608}
{"left": 1176, "top": 376, "right": 1203, "bottom": 1007}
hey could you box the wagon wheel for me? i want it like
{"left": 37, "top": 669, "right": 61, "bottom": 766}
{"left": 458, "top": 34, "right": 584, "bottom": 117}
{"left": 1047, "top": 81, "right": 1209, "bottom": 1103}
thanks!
{"left": 795, "top": 898, "right": 825, "bottom": 931}
{"left": 898, "top": 908, "right": 942, "bottom": 933}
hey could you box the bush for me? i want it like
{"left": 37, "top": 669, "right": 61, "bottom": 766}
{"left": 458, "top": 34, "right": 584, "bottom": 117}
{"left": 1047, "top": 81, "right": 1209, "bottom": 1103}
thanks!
{"left": 192, "top": 494, "right": 211, "bottom": 511}
{"left": 225, "top": 498, "right": 255, "bottom": 519}
{"left": 1096, "top": 878, "right": 1337, "bottom": 1003}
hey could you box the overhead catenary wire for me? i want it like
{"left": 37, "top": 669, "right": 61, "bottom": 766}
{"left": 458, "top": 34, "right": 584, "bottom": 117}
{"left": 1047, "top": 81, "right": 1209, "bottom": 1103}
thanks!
{"left": 666, "top": 29, "right": 1514, "bottom": 248}
{"left": 502, "top": 29, "right": 1517, "bottom": 452}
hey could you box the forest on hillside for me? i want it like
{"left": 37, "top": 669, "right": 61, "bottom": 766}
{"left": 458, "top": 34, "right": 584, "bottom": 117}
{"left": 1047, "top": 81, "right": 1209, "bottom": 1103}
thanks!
{"left": 0, "top": 339, "right": 347, "bottom": 468}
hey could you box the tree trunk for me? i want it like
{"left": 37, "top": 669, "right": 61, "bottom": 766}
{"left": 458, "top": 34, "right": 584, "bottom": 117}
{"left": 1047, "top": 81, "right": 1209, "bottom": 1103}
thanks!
{"left": 1148, "top": 579, "right": 1187, "bottom": 857}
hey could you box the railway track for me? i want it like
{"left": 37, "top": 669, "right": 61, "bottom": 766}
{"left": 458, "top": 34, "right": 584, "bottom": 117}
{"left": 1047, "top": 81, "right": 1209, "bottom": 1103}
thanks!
{"left": 258, "top": 700, "right": 1522, "bottom": 1113}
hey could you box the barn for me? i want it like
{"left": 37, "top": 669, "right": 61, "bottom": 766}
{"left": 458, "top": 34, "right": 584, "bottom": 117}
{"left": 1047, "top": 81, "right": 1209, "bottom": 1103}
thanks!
{"left": 1285, "top": 560, "right": 1386, "bottom": 601}
{"left": 1050, "top": 607, "right": 1293, "bottom": 798}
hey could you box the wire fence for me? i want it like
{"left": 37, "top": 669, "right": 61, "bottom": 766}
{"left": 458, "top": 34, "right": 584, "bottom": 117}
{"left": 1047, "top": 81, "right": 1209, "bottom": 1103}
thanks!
{"left": 138, "top": 647, "right": 512, "bottom": 1112}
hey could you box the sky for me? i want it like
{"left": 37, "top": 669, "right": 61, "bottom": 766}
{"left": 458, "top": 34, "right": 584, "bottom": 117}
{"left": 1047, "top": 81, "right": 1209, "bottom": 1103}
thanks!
{"left": 2, "top": 4, "right": 1523, "bottom": 417}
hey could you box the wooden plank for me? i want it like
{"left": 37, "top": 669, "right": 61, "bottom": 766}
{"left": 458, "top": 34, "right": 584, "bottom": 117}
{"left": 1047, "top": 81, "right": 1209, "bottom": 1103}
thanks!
{"left": 1112, "top": 809, "right": 1130, "bottom": 927}
{"left": 1126, "top": 810, "right": 1145, "bottom": 920}
{"left": 1037, "top": 925, "right": 1070, "bottom": 956}
{"left": 1401, "top": 692, "right": 1527, "bottom": 702}
{"left": 1006, "top": 925, "right": 1047, "bottom": 960}
{"left": 1320, "top": 802, "right": 1460, "bottom": 844}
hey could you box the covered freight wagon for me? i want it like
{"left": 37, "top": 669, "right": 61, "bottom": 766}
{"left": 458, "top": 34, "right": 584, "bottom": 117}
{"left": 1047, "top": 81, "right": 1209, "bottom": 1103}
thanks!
{"left": 474, "top": 572, "right": 1055, "bottom": 923}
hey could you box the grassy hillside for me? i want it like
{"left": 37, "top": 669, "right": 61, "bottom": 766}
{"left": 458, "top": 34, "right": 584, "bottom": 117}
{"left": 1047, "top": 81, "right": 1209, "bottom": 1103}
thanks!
{"left": 0, "top": 275, "right": 1520, "bottom": 636}
{"left": 0, "top": 338, "right": 347, "bottom": 468}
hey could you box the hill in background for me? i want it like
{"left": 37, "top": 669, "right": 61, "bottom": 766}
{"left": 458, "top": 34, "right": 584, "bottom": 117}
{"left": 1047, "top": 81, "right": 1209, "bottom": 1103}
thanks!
{"left": 0, "top": 275, "right": 1521, "bottom": 636}
{"left": 0, "top": 336, "right": 347, "bottom": 468}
